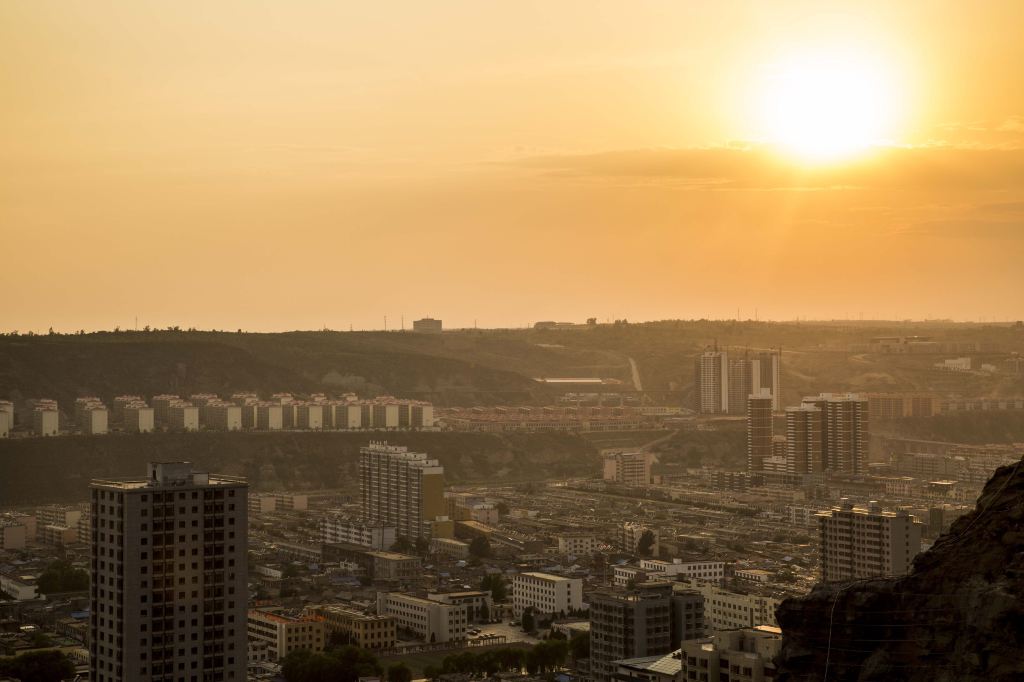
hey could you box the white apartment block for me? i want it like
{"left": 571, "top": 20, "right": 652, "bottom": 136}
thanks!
{"left": 112, "top": 395, "right": 144, "bottom": 422}
{"left": 38, "top": 524, "right": 77, "bottom": 546}
{"left": 431, "top": 537, "right": 470, "bottom": 559}
{"left": 376, "top": 592, "right": 467, "bottom": 643}
{"left": 33, "top": 407, "right": 59, "bottom": 436}
{"left": 247, "top": 608, "right": 325, "bottom": 661}
{"left": 168, "top": 402, "right": 200, "bottom": 431}
{"left": 203, "top": 402, "right": 242, "bottom": 431}
{"left": 82, "top": 406, "right": 109, "bottom": 435}
{"left": 818, "top": 499, "right": 923, "bottom": 582}
{"left": 257, "top": 403, "right": 284, "bottom": 430}
{"left": 603, "top": 451, "right": 653, "bottom": 486}
{"left": 682, "top": 581, "right": 780, "bottom": 631}
{"left": 320, "top": 516, "right": 396, "bottom": 550}
{"left": 557, "top": 534, "right": 600, "bottom": 556}
{"left": 621, "top": 523, "right": 660, "bottom": 556}
{"left": 36, "top": 505, "right": 83, "bottom": 528}
{"left": 124, "top": 404, "right": 155, "bottom": 433}
{"left": 0, "top": 573, "right": 38, "bottom": 600}
{"left": 680, "top": 626, "right": 782, "bottom": 682}
{"left": 512, "top": 572, "right": 583, "bottom": 617}
{"left": 640, "top": 558, "right": 725, "bottom": 584}
{"left": 151, "top": 394, "right": 180, "bottom": 426}
{"left": 0, "top": 400, "right": 14, "bottom": 436}
{"left": 296, "top": 403, "right": 324, "bottom": 430}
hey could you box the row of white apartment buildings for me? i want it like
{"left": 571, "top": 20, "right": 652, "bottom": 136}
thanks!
{"left": 4, "top": 392, "right": 434, "bottom": 435}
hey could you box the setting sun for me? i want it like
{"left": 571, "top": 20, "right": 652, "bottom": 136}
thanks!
{"left": 757, "top": 50, "right": 899, "bottom": 162}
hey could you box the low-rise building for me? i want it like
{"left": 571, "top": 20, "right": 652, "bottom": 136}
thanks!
{"left": 0, "top": 573, "right": 38, "bottom": 600}
{"left": 679, "top": 626, "right": 782, "bottom": 682}
{"left": 428, "top": 591, "right": 494, "bottom": 622}
{"left": 430, "top": 537, "right": 471, "bottom": 559}
{"left": 0, "top": 521, "right": 27, "bottom": 550}
{"left": 247, "top": 608, "right": 326, "bottom": 661}
{"left": 38, "top": 524, "right": 77, "bottom": 547}
{"left": 621, "top": 523, "right": 659, "bottom": 556}
{"left": 557, "top": 534, "right": 600, "bottom": 556}
{"left": 168, "top": 401, "right": 199, "bottom": 431}
{"left": 640, "top": 559, "right": 725, "bottom": 584}
{"left": 376, "top": 593, "right": 467, "bottom": 643}
{"left": 678, "top": 582, "right": 780, "bottom": 631}
{"left": 512, "top": 572, "right": 583, "bottom": 617}
{"left": 308, "top": 605, "right": 396, "bottom": 651}
{"left": 320, "top": 516, "right": 396, "bottom": 550}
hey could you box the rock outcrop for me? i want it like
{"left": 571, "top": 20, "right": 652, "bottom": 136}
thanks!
{"left": 775, "top": 458, "right": 1024, "bottom": 682}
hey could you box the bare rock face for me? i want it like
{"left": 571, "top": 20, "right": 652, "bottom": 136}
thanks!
{"left": 775, "top": 458, "right": 1024, "bottom": 682}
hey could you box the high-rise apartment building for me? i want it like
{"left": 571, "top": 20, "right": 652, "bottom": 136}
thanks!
{"left": 89, "top": 462, "right": 248, "bottom": 682}
{"left": 696, "top": 349, "right": 781, "bottom": 416}
{"left": 818, "top": 499, "right": 923, "bottom": 582}
{"left": 603, "top": 451, "right": 653, "bottom": 486}
{"left": 694, "top": 350, "right": 729, "bottom": 414}
{"left": 589, "top": 583, "right": 675, "bottom": 682}
{"left": 803, "top": 393, "right": 869, "bottom": 475}
{"left": 359, "top": 442, "right": 448, "bottom": 540}
{"left": 785, "top": 403, "right": 824, "bottom": 475}
{"left": 746, "top": 391, "right": 774, "bottom": 472}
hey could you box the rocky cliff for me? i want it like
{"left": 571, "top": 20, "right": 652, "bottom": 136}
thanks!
{"left": 776, "top": 457, "right": 1024, "bottom": 682}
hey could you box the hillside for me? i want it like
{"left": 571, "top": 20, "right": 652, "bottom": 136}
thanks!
{"left": 0, "top": 321, "right": 1021, "bottom": 410}
{"left": 0, "top": 431, "right": 601, "bottom": 506}
{"left": 776, "top": 457, "right": 1024, "bottom": 681}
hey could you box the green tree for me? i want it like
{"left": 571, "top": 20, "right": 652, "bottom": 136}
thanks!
{"left": 0, "top": 650, "right": 75, "bottom": 682}
{"left": 414, "top": 536, "right": 430, "bottom": 555}
{"left": 479, "top": 599, "right": 490, "bottom": 622}
{"left": 480, "top": 574, "right": 507, "bottom": 602}
{"left": 636, "top": 530, "right": 656, "bottom": 557}
{"left": 390, "top": 536, "right": 414, "bottom": 553}
{"left": 522, "top": 607, "right": 536, "bottom": 633}
{"left": 281, "top": 645, "right": 382, "bottom": 682}
{"left": 423, "top": 664, "right": 442, "bottom": 680}
{"left": 469, "top": 536, "right": 491, "bottom": 558}
{"left": 387, "top": 662, "right": 413, "bottom": 682}
{"left": 36, "top": 560, "right": 89, "bottom": 594}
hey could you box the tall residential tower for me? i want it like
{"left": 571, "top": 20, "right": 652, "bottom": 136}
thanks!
{"left": 90, "top": 462, "right": 247, "bottom": 682}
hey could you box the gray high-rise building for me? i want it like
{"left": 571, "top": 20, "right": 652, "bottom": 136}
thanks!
{"left": 90, "top": 462, "right": 248, "bottom": 682}
{"left": 590, "top": 582, "right": 704, "bottom": 682}
{"left": 801, "top": 393, "right": 869, "bottom": 475}
{"left": 695, "top": 348, "right": 781, "bottom": 416}
{"left": 746, "top": 392, "right": 775, "bottom": 472}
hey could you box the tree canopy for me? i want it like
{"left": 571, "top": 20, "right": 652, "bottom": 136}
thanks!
{"left": 480, "top": 574, "right": 507, "bottom": 602}
{"left": 281, "top": 646, "right": 383, "bottom": 682}
{"left": 0, "top": 650, "right": 75, "bottom": 682}
{"left": 36, "top": 560, "right": 89, "bottom": 594}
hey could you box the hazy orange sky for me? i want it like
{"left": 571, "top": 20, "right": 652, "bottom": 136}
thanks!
{"left": 2, "top": 1, "right": 1023, "bottom": 331}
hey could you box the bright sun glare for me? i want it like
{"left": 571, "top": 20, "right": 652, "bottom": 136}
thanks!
{"left": 757, "top": 51, "right": 897, "bottom": 163}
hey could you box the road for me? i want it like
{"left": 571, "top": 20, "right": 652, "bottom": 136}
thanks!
{"left": 628, "top": 357, "right": 643, "bottom": 391}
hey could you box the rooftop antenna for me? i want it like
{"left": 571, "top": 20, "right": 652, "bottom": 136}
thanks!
{"left": 401, "top": 315, "right": 404, "bottom": 332}
{"left": 384, "top": 315, "right": 387, "bottom": 332}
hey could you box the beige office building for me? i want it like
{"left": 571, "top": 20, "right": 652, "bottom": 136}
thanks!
{"left": 818, "top": 499, "right": 923, "bottom": 582}
{"left": 359, "top": 442, "right": 448, "bottom": 540}
{"left": 679, "top": 626, "right": 782, "bottom": 682}
{"left": 376, "top": 592, "right": 467, "bottom": 643}
{"left": 247, "top": 608, "right": 325, "bottom": 661}
{"left": 512, "top": 572, "right": 583, "bottom": 617}
{"left": 308, "top": 605, "right": 395, "bottom": 650}
{"left": 603, "top": 451, "right": 653, "bottom": 486}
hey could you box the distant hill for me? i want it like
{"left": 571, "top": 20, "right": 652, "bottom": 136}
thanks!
{"left": 0, "top": 431, "right": 601, "bottom": 506}
{"left": 0, "top": 321, "right": 1021, "bottom": 411}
